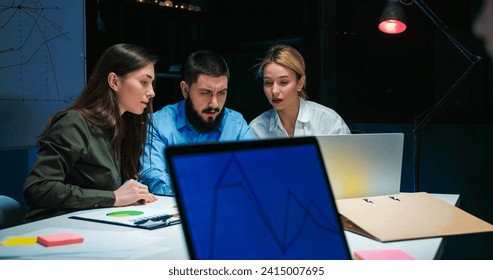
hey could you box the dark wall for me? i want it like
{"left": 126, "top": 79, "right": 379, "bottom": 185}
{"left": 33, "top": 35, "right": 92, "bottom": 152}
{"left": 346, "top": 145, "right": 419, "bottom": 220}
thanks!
{"left": 86, "top": 0, "right": 492, "bottom": 123}
{"left": 85, "top": 0, "right": 319, "bottom": 118}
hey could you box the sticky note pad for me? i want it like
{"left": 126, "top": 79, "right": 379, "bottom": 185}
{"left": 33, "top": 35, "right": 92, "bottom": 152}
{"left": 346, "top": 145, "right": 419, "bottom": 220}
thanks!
{"left": 1, "top": 236, "right": 38, "bottom": 246}
{"left": 37, "top": 232, "right": 84, "bottom": 247}
{"left": 354, "top": 249, "right": 415, "bottom": 260}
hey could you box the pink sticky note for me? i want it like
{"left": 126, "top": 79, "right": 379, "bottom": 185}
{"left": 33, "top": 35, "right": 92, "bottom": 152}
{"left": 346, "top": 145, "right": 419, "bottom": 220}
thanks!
{"left": 354, "top": 249, "right": 415, "bottom": 260}
{"left": 37, "top": 232, "right": 84, "bottom": 247}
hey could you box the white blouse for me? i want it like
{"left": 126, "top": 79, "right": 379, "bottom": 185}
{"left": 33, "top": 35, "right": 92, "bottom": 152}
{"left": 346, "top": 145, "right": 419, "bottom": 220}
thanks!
{"left": 249, "top": 97, "right": 351, "bottom": 138}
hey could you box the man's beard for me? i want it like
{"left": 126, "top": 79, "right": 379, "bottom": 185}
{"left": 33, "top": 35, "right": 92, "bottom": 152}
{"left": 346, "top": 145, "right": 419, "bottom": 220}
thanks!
{"left": 185, "top": 98, "right": 225, "bottom": 133}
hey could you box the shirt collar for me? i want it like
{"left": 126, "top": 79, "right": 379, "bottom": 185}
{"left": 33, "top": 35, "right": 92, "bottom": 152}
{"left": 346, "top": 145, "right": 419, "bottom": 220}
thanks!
{"left": 176, "top": 100, "right": 188, "bottom": 130}
{"left": 269, "top": 97, "right": 309, "bottom": 132}
{"left": 297, "top": 97, "right": 310, "bottom": 123}
{"left": 270, "top": 112, "right": 282, "bottom": 132}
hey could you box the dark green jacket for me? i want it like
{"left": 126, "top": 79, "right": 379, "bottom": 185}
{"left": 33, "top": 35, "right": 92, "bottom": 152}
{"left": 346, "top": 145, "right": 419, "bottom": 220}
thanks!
{"left": 23, "top": 110, "right": 120, "bottom": 221}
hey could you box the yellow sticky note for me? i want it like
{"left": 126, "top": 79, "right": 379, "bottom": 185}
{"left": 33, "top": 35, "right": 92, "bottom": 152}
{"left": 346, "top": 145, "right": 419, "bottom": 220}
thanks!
{"left": 1, "top": 236, "right": 38, "bottom": 246}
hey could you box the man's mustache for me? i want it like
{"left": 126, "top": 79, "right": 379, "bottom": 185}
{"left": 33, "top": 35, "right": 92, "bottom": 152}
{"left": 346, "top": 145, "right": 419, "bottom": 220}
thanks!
{"left": 202, "top": 108, "right": 220, "bottom": 113}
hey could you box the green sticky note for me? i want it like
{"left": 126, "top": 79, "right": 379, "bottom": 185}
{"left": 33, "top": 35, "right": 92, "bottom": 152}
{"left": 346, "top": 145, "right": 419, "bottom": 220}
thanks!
{"left": 1, "top": 236, "right": 38, "bottom": 246}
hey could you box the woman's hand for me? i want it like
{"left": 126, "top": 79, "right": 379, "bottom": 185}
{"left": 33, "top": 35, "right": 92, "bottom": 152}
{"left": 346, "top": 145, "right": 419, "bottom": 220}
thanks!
{"left": 113, "top": 179, "right": 158, "bottom": 207}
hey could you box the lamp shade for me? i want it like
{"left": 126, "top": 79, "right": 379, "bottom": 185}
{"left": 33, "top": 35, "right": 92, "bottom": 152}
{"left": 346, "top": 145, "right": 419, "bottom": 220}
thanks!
{"left": 379, "top": 0, "right": 407, "bottom": 34}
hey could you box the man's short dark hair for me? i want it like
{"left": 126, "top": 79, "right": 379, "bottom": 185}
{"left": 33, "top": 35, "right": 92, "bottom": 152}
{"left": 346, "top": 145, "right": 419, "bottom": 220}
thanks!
{"left": 182, "top": 50, "right": 230, "bottom": 85}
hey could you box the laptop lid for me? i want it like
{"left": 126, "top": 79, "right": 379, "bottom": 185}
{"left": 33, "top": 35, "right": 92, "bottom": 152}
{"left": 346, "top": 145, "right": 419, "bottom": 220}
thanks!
{"left": 165, "top": 137, "right": 351, "bottom": 260}
{"left": 316, "top": 133, "right": 404, "bottom": 200}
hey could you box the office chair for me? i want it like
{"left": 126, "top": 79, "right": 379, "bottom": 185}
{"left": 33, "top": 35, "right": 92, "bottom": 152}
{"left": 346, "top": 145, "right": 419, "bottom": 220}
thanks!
{"left": 0, "top": 195, "right": 25, "bottom": 229}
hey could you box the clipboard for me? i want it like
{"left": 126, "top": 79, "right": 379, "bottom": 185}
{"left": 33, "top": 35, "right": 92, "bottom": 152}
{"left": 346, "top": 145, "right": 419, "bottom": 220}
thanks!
{"left": 336, "top": 192, "right": 493, "bottom": 242}
{"left": 69, "top": 205, "right": 180, "bottom": 230}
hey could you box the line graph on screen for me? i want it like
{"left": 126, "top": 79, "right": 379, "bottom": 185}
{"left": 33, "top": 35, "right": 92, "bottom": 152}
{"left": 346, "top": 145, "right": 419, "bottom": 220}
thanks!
{"left": 197, "top": 153, "right": 342, "bottom": 259}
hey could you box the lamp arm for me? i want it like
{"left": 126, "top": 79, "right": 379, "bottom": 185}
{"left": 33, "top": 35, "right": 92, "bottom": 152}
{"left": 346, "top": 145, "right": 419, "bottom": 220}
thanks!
{"left": 413, "top": 61, "right": 480, "bottom": 131}
{"left": 411, "top": 0, "right": 482, "bottom": 131}
{"left": 407, "top": 0, "right": 482, "bottom": 192}
{"left": 412, "top": 59, "right": 480, "bottom": 191}
{"left": 412, "top": 0, "right": 480, "bottom": 63}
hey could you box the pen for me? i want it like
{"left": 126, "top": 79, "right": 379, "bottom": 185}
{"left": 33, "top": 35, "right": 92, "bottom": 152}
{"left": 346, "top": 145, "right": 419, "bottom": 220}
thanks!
{"left": 133, "top": 213, "right": 179, "bottom": 225}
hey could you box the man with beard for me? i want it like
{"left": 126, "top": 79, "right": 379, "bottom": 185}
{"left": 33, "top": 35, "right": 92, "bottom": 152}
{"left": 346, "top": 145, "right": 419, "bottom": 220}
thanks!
{"left": 139, "top": 50, "right": 256, "bottom": 195}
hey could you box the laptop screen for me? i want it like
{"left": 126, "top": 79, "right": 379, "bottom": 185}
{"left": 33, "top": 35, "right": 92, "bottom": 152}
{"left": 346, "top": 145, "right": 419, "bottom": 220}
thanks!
{"left": 166, "top": 137, "right": 351, "bottom": 260}
{"left": 316, "top": 133, "right": 404, "bottom": 199}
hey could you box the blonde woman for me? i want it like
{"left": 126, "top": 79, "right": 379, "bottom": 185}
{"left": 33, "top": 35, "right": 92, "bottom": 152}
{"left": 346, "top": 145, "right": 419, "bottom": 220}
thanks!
{"left": 249, "top": 44, "right": 351, "bottom": 138}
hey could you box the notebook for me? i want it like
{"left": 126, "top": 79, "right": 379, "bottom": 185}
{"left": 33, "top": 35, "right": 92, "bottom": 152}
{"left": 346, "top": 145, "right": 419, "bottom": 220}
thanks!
{"left": 316, "top": 133, "right": 404, "bottom": 199}
{"left": 165, "top": 137, "right": 351, "bottom": 260}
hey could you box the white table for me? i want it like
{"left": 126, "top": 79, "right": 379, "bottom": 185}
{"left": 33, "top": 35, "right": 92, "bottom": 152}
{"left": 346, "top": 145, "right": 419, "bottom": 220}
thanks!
{"left": 0, "top": 194, "right": 459, "bottom": 260}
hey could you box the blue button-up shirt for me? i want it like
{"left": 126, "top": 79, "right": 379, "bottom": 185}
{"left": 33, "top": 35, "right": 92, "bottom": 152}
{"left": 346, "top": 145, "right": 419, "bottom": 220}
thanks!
{"left": 139, "top": 100, "right": 256, "bottom": 195}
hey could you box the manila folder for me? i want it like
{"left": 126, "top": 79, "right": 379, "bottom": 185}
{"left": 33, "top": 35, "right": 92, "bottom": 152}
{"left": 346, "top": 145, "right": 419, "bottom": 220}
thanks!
{"left": 336, "top": 192, "right": 493, "bottom": 242}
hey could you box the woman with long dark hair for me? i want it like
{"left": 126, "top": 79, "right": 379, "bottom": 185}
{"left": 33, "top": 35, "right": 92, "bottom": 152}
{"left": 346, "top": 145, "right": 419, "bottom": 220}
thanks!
{"left": 24, "top": 43, "right": 159, "bottom": 221}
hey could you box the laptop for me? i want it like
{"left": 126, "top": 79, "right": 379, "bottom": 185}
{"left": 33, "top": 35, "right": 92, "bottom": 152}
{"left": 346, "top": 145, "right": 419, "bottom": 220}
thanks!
{"left": 165, "top": 137, "right": 351, "bottom": 260}
{"left": 316, "top": 133, "right": 404, "bottom": 200}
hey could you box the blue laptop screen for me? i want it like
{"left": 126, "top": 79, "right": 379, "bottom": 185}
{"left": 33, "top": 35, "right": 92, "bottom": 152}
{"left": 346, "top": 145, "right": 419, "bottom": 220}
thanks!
{"left": 168, "top": 141, "right": 350, "bottom": 260}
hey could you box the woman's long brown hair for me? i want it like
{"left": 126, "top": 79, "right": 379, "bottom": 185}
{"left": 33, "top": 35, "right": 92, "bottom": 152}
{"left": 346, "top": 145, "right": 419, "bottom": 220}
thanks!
{"left": 39, "top": 43, "right": 159, "bottom": 182}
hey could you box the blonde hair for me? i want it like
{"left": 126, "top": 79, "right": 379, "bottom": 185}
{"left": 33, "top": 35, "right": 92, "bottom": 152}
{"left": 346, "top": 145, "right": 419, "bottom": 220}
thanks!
{"left": 257, "top": 44, "right": 308, "bottom": 99}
